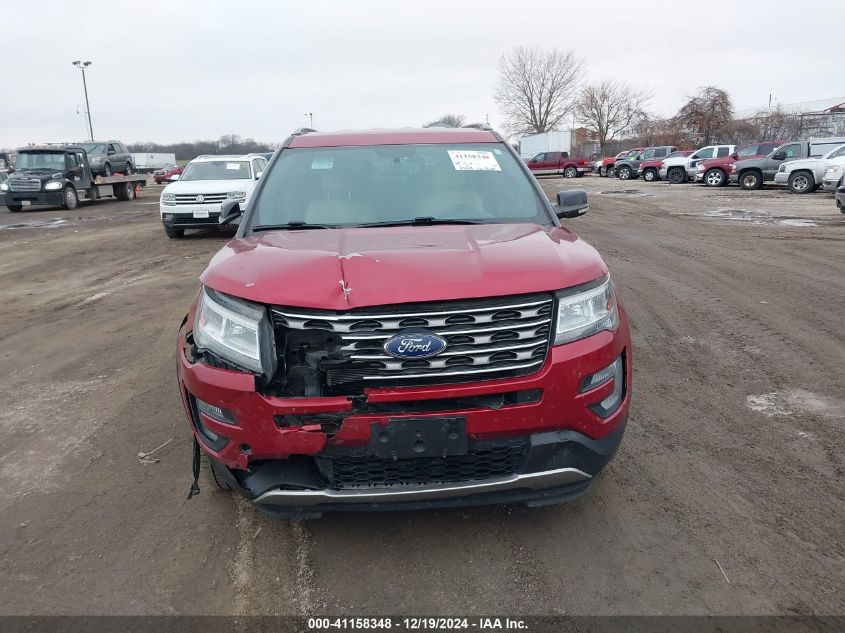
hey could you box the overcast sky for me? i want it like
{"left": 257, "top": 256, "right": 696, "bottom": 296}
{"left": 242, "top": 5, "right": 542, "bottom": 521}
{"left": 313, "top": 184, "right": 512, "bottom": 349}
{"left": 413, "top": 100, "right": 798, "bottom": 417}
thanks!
{"left": 3, "top": 0, "right": 842, "bottom": 147}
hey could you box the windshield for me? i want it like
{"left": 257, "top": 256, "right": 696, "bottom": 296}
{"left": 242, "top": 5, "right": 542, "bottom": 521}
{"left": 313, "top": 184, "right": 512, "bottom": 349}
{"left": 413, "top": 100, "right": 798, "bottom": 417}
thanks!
{"left": 180, "top": 160, "right": 251, "bottom": 181}
{"left": 15, "top": 152, "right": 66, "bottom": 171}
{"left": 248, "top": 143, "right": 548, "bottom": 230}
{"left": 78, "top": 143, "right": 106, "bottom": 155}
{"left": 824, "top": 144, "right": 845, "bottom": 160}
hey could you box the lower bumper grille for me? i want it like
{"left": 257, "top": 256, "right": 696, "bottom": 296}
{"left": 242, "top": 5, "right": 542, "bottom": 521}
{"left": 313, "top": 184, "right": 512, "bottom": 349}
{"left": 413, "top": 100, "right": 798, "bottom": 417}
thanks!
{"left": 164, "top": 214, "right": 220, "bottom": 225}
{"left": 316, "top": 438, "right": 528, "bottom": 489}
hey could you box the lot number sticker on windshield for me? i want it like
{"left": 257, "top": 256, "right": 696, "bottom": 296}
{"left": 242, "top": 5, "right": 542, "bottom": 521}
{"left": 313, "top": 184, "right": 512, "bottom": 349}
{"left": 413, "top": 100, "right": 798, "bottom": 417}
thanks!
{"left": 311, "top": 156, "right": 334, "bottom": 170}
{"left": 225, "top": 163, "right": 241, "bottom": 170}
{"left": 448, "top": 150, "right": 501, "bottom": 171}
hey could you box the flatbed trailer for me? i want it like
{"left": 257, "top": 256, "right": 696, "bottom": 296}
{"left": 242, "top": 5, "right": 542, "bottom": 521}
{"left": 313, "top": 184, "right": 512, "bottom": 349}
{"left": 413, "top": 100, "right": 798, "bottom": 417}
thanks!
{"left": 2, "top": 145, "right": 147, "bottom": 212}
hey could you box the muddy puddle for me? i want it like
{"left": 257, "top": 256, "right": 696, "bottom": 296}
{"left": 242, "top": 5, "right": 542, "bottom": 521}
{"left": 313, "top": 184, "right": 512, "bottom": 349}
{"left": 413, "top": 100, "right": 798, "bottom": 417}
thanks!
{"left": 680, "top": 208, "right": 845, "bottom": 227}
{"left": 0, "top": 218, "right": 69, "bottom": 231}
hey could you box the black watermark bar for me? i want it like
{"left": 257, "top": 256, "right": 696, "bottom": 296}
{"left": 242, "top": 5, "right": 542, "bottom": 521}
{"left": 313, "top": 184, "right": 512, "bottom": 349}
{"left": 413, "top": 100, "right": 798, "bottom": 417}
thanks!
{"left": 0, "top": 617, "right": 841, "bottom": 633}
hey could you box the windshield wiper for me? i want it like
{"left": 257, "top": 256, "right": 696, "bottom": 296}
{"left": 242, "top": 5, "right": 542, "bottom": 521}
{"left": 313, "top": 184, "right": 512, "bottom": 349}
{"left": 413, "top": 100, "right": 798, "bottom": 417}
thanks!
{"left": 355, "top": 217, "right": 488, "bottom": 228}
{"left": 251, "top": 222, "right": 334, "bottom": 232}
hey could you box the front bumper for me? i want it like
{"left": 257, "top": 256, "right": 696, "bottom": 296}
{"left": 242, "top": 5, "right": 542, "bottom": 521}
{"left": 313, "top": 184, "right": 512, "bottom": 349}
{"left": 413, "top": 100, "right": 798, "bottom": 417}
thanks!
{"left": 161, "top": 204, "right": 223, "bottom": 229}
{"left": 2, "top": 191, "right": 64, "bottom": 207}
{"left": 774, "top": 172, "right": 789, "bottom": 185}
{"left": 658, "top": 168, "right": 668, "bottom": 179}
{"left": 177, "top": 304, "right": 632, "bottom": 514}
{"left": 694, "top": 171, "right": 705, "bottom": 182}
{"left": 822, "top": 176, "right": 842, "bottom": 191}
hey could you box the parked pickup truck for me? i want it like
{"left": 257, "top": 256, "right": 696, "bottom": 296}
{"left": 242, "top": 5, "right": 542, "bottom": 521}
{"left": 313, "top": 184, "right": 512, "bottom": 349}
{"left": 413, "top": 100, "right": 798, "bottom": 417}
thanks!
{"left": 694, "top": 141, "right": 782, "bottom": 187}
{"left": 178, "top": 126, "right": 631, "bottom": 517}
{"left": 659, "top": 144, "right": 734, "bottom": 184}
{"left": 773, "top": 144, "right": 845, "bottom": 193}
{"left": 595, "top": 148, "right": 643, "bottom": 177}
{"left": 615, "top": 146, "right": 676, "bottom": 180}
{"left": 730, "top": 137, "right": 845, "bottom": 190}
{"left": 638, "top": 150, "right": 691, "bottom": 181}
{"left": 0, "top": 145, "right": 146, "bottom": 212}
{"left": 526, "top": 151, "right": 591, "bottom": 178}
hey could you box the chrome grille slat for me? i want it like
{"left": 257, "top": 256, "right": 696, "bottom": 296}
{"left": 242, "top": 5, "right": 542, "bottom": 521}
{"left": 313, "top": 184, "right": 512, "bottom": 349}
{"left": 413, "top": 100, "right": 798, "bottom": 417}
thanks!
{"left": 272, "top": 293, "right": 554, "bottom": 388}
{"left": 174, "top": 193, "right": 228, "bottom": 205}
{"left": 8, "top": 178, "right": 41, "bottom": 192}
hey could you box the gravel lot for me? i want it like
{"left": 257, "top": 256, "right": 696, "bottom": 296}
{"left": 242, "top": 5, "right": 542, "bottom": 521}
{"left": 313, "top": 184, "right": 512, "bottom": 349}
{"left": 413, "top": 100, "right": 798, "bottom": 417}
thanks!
{"left": 0, "top": 176, "right": 843, "bottom": 616}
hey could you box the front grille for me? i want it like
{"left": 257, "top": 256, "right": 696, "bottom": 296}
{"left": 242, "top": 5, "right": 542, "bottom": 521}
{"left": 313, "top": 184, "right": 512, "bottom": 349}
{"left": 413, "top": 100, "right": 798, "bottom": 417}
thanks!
{"left": 8, "top": 178, "right": 41, "bottom": 192}
{"left": 271, "top": 293, "right": 553, "bottom": 389}
{"left": 174, "top": 193, "right": 227, "bottom": 205}
{"left": 316, "top": 438, "right": 528, "bottom": 489}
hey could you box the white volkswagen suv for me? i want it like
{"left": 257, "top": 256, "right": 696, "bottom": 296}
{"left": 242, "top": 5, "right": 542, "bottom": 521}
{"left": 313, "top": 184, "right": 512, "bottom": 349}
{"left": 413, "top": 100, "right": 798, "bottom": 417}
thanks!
{"left": 159, "top": 154, "right": 268, "bottom": 238}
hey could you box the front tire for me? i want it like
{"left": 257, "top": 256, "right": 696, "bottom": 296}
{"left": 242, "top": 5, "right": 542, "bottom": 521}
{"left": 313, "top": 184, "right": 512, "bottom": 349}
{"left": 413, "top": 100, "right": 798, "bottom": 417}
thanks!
{"left": 788, "top": 171, "right": 814, "bottom": 194}
{"left": 6, "top": 204, "right": 23, "bottom": 212}
{"left": 125, "top": 162, "right": 134, "bottom": 175}
{"left": 63, "top": 186, "right": 79, "bottom": 210}
{"left": 617, "top": 165, "right": 633, "bottom": 180}
{"left": 201, "top": 452, "right": 232, "bottom": 492}
{"left": 599, "top": 166, "right": 608, "bottom": 177}
{"left": 564, "top": 166, "right": 578, "bottom": 178}
{"left": 164, "top": 226, "right": 184, "bottom": 239}
{"left": 607, "top": 166, "right": 616, "bottom": 178}
{"left": 102, "top": 162, "right": 112, "bottom": 177}
{"left": 704, "top": 168, "right": 726, "bottom": 187}
{"left": 643, "top": 168, "right": 657, "bottom": 182}
{"left": 740, "top": 170, "right": 763, "bottom": 190}
{"left": 668, "top": 167, "right": 686, "bottom": 184}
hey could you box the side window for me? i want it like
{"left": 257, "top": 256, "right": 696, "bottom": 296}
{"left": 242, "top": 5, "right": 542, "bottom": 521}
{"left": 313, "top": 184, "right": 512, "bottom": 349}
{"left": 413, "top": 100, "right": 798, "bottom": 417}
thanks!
{"left": 653, "top": 148, "right": 667, "bottom": 158}
{"left": 760, "top": 143, "right": 778, "bottom": 154}
{"left": 693, "top": 147, "right": 715, "bottom": 160}
{"left": 781, "top": 144, "right": 801, "bottom": 158}
{"left": 108, "top": 143, "right": 117, "bottom": 154}
{"left": 66, "top": 153, "right": 78, "bottom": 169}
{"left": 533, "top": 153, "right": 546, "bottom": 162}
{"left": 252, "top": 159, "right": 266, "bottom": 176}
{"left": 639, "top": 149, "right": 655, "bottom": 160}
{"left": 716, "top": 146, "right": 731, "bottom": 158}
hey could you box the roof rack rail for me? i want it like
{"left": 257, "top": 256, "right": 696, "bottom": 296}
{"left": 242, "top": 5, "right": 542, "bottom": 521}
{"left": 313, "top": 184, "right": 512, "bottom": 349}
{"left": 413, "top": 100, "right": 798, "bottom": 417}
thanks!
{"left": 462, "top": 122, "right": 493, "bottom": 131}
{"left": 291, "top": 127, "right": 317, "bottom": 136}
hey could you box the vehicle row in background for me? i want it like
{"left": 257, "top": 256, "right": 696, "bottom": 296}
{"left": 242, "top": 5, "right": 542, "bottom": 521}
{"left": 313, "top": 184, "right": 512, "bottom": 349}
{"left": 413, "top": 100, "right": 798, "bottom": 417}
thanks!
{"left": 154, "top": 164, "right": 183, "bottom": 184}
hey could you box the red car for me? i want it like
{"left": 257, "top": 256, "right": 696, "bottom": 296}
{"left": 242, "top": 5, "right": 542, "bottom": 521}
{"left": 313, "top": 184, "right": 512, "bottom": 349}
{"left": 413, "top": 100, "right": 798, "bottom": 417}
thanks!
{"left": 595, "top": 148, "right": 644, "bottom": 177}
{"left": 637, "top": 150, "right": 692, "bottom": 182}
{"left": 177, "top": 126, "right": 631, "bottom": 517}
{"left": 694, "top": 141, "right": 783, "bottom": 186}
{"left": 525, "top": 151, "right": 592, "bottom": 178}
{"left": 153, "top": 164, "right": 183, "bottom": 185}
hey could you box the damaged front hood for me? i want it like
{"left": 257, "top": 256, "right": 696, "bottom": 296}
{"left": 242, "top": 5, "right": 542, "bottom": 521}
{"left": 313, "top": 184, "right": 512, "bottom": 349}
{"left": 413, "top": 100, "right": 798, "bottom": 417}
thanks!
{"left": 200, "top": 223, "right": 607, "bottom": 310}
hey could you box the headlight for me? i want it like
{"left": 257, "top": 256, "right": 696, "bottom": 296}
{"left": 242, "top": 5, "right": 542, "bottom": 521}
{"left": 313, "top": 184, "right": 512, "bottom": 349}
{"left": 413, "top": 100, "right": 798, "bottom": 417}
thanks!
{"left": 227, "top": 191, "right": 246, "bottom": 199}
{"left": 161, "top": 192, "right": 176, "bottom": 206}
{"left": 91, "top": 156, "right": 103, "bottom": 163}
{"left": 778, "top": 164, "right": 787, "bottom": 172}
{"left": 0, "top": 183, "right": 8, "bottom": 191}
{"left": 697, "top": 164, "right": 705, "bottom": 171}
{"left": 554, "top": 277, "right": 619, "bottom": 345}
{"left": 44, "top": 181, "right": 62, "bottom": 190}
{"left": 825, "top": 166, "right": 842, "bottom": 175}
{"left": 193, "top": 287, "right": 276, "bottom": 376}
{"left": 730, "top": 164, "right": 737, "bottom": 172}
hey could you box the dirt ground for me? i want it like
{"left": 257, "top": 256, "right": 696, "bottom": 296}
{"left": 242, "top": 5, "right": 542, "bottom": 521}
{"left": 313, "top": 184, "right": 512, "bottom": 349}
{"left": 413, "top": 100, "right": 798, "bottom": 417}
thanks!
{"left": 0, "top": 176, "right": 843, "bottom": 616}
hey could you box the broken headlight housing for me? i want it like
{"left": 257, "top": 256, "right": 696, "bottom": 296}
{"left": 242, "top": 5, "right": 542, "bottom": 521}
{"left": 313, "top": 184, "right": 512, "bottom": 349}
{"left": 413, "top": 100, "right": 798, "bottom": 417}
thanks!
{"left": 554, "top": 277, "right": 619, "bottom": 345}
{"left": 193, "top": 287, "right": 276, "bottom": 376}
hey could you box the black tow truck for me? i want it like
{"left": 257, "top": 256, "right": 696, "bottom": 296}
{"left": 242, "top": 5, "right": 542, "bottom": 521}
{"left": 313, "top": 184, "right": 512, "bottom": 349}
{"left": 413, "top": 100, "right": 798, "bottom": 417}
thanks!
{"left": 1, "top": 145, "right": 147, "bottom": 212}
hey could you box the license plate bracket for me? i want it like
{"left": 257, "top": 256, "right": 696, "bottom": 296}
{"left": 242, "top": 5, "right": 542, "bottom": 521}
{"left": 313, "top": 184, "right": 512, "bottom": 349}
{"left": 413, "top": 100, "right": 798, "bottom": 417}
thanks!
{"left": 369, "top": 417, "right": 467, "bottom": 459}
{"left": 193, "top": 209, "right": 209, "bottom": 219}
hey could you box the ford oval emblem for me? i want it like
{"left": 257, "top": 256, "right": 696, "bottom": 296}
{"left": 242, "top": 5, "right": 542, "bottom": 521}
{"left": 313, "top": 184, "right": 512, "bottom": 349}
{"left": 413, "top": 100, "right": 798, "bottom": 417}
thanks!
{"left": 383, "top": 332, "right": 448, "bottom": 359}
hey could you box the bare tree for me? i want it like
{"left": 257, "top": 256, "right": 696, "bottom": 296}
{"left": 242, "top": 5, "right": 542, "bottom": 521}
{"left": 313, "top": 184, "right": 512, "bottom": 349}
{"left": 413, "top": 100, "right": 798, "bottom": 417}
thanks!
{"left": 575, "top": 80, "right": 652, "bottom": 149}
{"left": 424, "top": 113, "right": 466, "bottom": 128}
{"left": 494, "top": 46, "right": 585, "bottom": 137}
{"left": 673, "top": 87, "right": 734, "bottom": 145}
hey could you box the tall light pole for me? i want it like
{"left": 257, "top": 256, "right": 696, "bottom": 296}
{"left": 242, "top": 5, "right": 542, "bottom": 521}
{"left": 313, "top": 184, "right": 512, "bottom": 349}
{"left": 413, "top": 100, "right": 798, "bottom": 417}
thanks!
{"left": 305, "top": 112, "right": 313, "bottom": 127}
{"left": 72, "top": 61, "right": 94, "bottom": 140}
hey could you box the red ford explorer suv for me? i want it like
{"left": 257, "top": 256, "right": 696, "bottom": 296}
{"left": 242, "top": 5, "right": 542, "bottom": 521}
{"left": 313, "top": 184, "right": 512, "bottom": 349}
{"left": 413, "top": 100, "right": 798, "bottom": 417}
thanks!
{"left": 178, "top": 127, "right": 631, "bottom": 517}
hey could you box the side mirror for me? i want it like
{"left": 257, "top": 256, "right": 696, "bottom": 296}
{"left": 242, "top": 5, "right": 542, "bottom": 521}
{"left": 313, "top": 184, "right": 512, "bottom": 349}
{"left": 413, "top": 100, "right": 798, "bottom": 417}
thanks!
{"left": 555, "top": 190, "right": 589, "bottom": 219}
{"left": 773, "top": 152, "right": 786, "bottom": 160}
{"left": 255, "top": 171, "right": 263, "bottom": 180}
{"left": 169, "top": 174, "right": 180, "bottom": 181}
{"left": 730, "top": 153, "right": 738, "bottom": 159}
{"left": 219, "top": 199, "right": 243, "bottom": 225}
